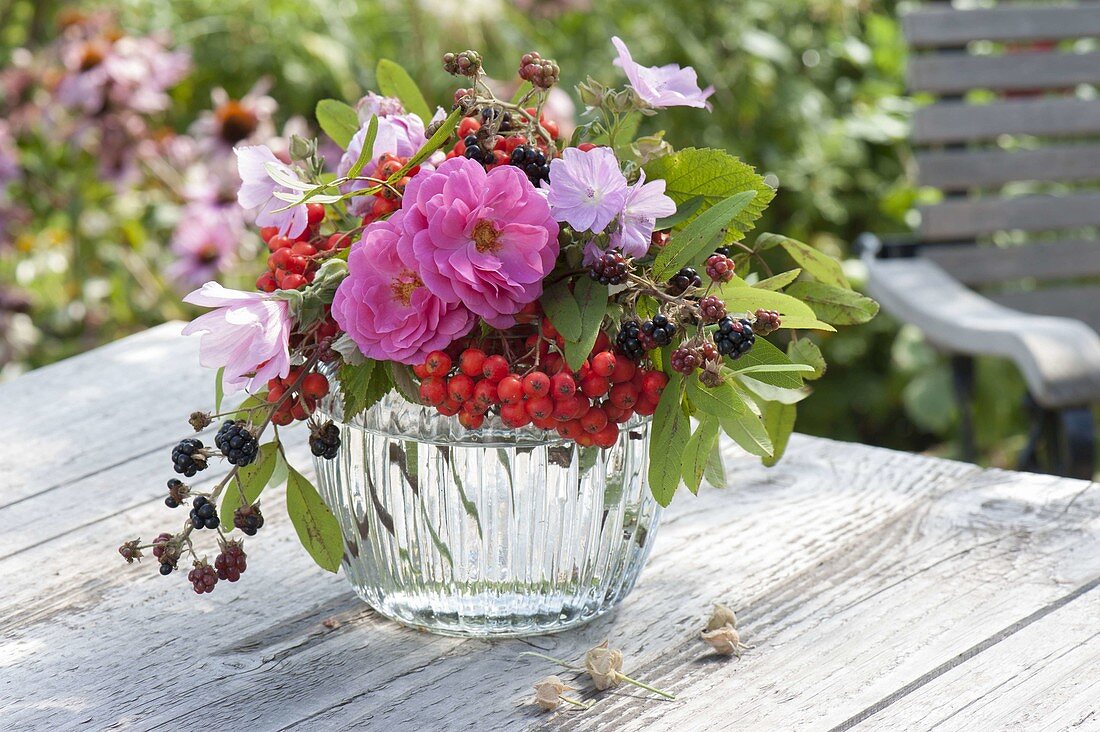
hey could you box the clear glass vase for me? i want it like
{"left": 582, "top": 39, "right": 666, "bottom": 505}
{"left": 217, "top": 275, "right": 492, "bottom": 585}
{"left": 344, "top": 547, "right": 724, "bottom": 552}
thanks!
{"left": 312, "top": 390, "right": 661, "bottom": 637}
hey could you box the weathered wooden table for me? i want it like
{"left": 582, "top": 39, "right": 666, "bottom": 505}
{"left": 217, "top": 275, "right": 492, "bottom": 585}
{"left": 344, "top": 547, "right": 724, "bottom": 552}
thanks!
{"left": 1, "top": 323, "right": 1098, "bottom": 731}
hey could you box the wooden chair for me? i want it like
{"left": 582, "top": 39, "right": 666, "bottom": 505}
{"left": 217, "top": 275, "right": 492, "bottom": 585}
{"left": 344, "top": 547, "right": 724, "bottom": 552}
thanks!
{"left": 860, "top": 2, "right": 1100, "bottom": 478}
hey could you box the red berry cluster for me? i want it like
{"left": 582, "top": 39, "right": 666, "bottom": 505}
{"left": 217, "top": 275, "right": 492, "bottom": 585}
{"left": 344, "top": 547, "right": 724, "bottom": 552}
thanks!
{"left": 518, "top": 51, "right": 560, "bottom": 89}
{"left": 754, "top": 308, "right": 782, "bottom": 336}
{"left": 215, "top": 541, "right": 247, "bottom": 582}
{"left": 256, "top": 203, "right": 347, "bottom": 292}
{"left": 188, "top": 560, "right": 218, "bottom": 594}
{"left": 699, "top": 295, "right": 727, "bottom": 324}
{"left": 705, "top": 253, "right": 736, "bottom": 284}
{"left": 358, "top": 152, "right": 420, "bottom": 225}
{"left": 267, "top": 368, "right": 330, "bottom": 426}
{"left": 413, "top": 321, "right": 668, "bottom": 449}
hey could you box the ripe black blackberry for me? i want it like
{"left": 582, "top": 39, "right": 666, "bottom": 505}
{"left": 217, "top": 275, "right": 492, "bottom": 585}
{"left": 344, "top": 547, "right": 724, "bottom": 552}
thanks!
{"left": 642, "top": 314, "right": 677, "bottom": 347}
{"left": 234, "top": 503, "right": 265, "bottom": 536}
{"left": 165, "top": 478, "right": 188, "bottom": 508}
{"left": 509, "top": 145, "right": 549, "bottom": 186}
{"left": 309, "top": 421, "right": 341, "bottom": 460}
{"left": 463, "top": 134, "right": 489, "bottom": 165}
{"left": 588, "top": 251, "right": 629, "bottom": 285}
{"left": 713, "top": 317, "right": 756, "bottom": 359}
{"left": 215, "top": 541, "right": 247, "bottom": 582}
{"left": 670, "top": 346, "right": 701, "bottom": 374}
{"left": 188, "top": 561, "right": 218, "bottom": 594}
{"left": 667, "top": 266, "right": 702, "bottom": 295}
{"left": 189, "top": 496, "right": 220, "bottom": 531}
{"left": 705, "top": 254, "right": 735, "bottom": 283}
{"left": 753, "top": 308, "right": 782, "bottom": 336}
{"left": 615, "top": 320, "right": 646, "bottom": 361}
{"left": 699, "top": 295, "right": 727, "bottom": 324}
{"left": 215, "top": 420, "right": 259, "bottom": 467}
{"left": 171, "top": 438, "right": 207, "bottom": 477}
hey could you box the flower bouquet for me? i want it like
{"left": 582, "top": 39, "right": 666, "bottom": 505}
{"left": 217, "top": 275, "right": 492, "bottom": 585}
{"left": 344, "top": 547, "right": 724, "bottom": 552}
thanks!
{"left": 120, "top": 40, "right": 876, "bottom": 636}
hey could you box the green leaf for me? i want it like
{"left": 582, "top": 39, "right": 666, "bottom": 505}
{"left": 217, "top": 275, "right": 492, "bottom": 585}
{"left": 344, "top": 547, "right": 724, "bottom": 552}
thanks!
{"left": 655, "top": 196, "right": 704, "bottom": 230}
{"left": 540, "top": 280, "right": 582, "bottom": 341}
{"left": 316, "top": 99, "right": 360, "bottom": 149}
{"left": 753, "top": 268, "right": 802, "bottom": 291}
{"left": 285, "top": 466, "right": 345, "bottom": 573}
{"left": 788, "top": 338, "right": 826, "bottom": 380}
{"left": 760, "top": 233, "right": 850, "bottom": 289}
{"left": 647, "top": 371, "right": 688, "bottom": 506}
{"left": 682, "top": 417, "right": 720, "bottom": 494}
{"left": 687, "top": 377, "right": 773, "bottom": 456}
{"left": 510, "top": 81, "right": 534, "bottom": 104}
{"left": 651, "top": 191, "right": 756, "bottom": 280}
{"left": 220, "top": 441, "right": 282, "bottom": 525}
{"left": 392, "top": 108, "right": 462, "bottom": 180}
{"left": 714, "top": 279, "right": 835, "bottom": 332}
{"left": 732, "top": 363, "right": 816, "bottom": 377}
{"left": 387, "top": 363, "right": 417, "bottom": 404}
{"left": 686, "top": 376, "right": 748, "bottom": 420}
{"left": 785, "top": 282, "right": 880, "bottom": 325}
{"left": 704, "top": 443, "right": 727, "bottom": 489}
{"left": 338, "top": 361, "right": 390, "bottom": 420}
{"left": 721, "top": 406, "right": 774, "bottom": 457}
{"left": 761, "top": 402, "right": 797, "bottom": 467}
{"left": 636, "top": 295, "right": 659, "bottom": 321}
{"left": 214, "top": 367, "right": 225, "bottom": 413}
{"left": 730, "top": 338, "right": 805, "bottom": 388}
{"left": 346, "top": 115, "right": 378, "bottom": 179}
{"left": 563, "top": 278, "right": 608, "bottom": 371}
{"left": 736, "top": 375, "right": 811, "bottom": 405}
{"left": 644, "top": 147, "right": 775, "bottom": 244}
{"left": 376, "top": 59, "right": 432, "bottom": 124}
{"left": 230, "top": 391, "right": 269, "bottom": 424}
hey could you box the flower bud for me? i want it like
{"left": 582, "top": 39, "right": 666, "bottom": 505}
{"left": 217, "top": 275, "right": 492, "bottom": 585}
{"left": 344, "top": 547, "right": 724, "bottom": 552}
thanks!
{"left": 288, "top": 134, "right": 316, "bottom": 162}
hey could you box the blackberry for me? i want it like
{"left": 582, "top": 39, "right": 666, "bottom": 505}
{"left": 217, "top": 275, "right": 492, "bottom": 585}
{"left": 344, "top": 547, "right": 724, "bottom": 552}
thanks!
{"left": 699, "top": 295, "right": 727, "bottom": 324}
{"left": 705, "top": 254, "right": 736, "bottom": 284}
{"left": 152, "top": 532, "right": 179, "bottom": 575}
{"left": 463, "top": 136, "right": 488, "bottom": 165}
{"left": 189, "top": 496, "right": 220, "bottom": 531}
{"left": 753, "top": 308, "right": 782, "bottom": 336}
{"left": 642, "top": 314, "right": 677, "bottom": 347}
{"left": 615, "top": 320, "right": 646, "bottom": 361}
{"left": 667, "top": 267, "right": 702, "bottom": 296}
{"left": 509, "top": 145, "right": 549, "bottom": 186}
{"left": 118, "top": 539, "right": 142, "bottom": 564}
{"left": 188, "top": 561, "right": 218, "bottom": 594}
{"left": 215, "top": 541, "right": 247, "bottom": 582}
{"left": 714, "top": 246, "right": 733, "bottom": 258}
{"left": 651, "top": 231, "right": 669, "bottom": 248}
{"left": 713, "top": 317, "right": 756, "bottom": 359}
{"left": 165, "top": 478, "right": 188, "bottom": 508}
{"left": 588, "top": 250, "right": 629, "bottom": 285}
{"left": 215, "top": 420, "right": 259, "bottom": 467}
{"left": 309, "top": 420, "right": 341, "bottom": 460}
{"left": 518, "top": 51, "right": 560, "bottom": 89}
{"left": 699, "top": 342, "right": 720, "bottom": 362}
{"left": 171, "top": 438, "right": 207, "bottom": 477}
{"left": 234, "top": 503, "right": 265, "bottom": 536}
{"left": 670, "top": 346, "right": 701, "bottom": 374}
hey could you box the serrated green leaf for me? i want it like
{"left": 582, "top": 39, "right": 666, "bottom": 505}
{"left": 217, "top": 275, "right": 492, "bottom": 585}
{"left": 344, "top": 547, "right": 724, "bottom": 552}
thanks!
{"left": 760, "top": 233, "right": 850, "bottom": 289}
{"left": 714, "top": 279, "right": 835, "bottom": 332}
{"left": 316, "top": 99, "right": 359, "bottom": 149}
{"left": 785, "top": 282, "right": 880, "bottom": 325}
{"left": 682, "top": 417, "right": 720, "bottom": 494}
{"left": 788, "top": 338, "right": 826, "bottom": 380}
{"left": 645, "top": 147, "right": 775, "bottom": 244}
{"left": 376, "top": 59, "right": 432, "bottom": 124}
{"left": 687, "top": 376, "right": 772, "bottom": 456}
{"left": 563, "top": 278, "right": 608, "bottom": 370}
{"left": 387, "top": 363, "right": 417, "bottom": 404}
{"left": 346, "top": 115, "right": 378, "bottom": 179}
{"left": 648, "top": 371, "right": 687, "bottom": 506}
{"left": 220, "top": 441, "right": 282, "bottom": 526}
{"left": 636, "top": 295, "right": 659, "bottom": 321}
{"left": 651, "top": 191, "right": 756, "bottom": 280}
{"left": 753, "top": 268, "right": 802, "bottom": 291}
{"left": 214, "top": 367, "right": 225, "bottom": 413}
{"left": 761, "top": 401, "right": 797, "bottom": 467}
{"left": 540, "top": 280, "right": 582, "bottom": 341}
{"left": 286, "top": 466, "right": 345, "bottom": 573}
{"left": 338, "top": 361, "right": 390, "bottom": 419}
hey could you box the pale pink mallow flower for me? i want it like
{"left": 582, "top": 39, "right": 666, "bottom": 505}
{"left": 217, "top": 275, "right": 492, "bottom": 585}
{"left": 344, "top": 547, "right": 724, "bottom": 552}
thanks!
{"left": 546, "top": 146, "right": 628, "bottom": 234}
{"left": 331, "top": 212, "right": 475, "bottom": 364}
{"left": 611, "top": 36, "right": 714, "bottom": 110}
{"left": 168, "top": 203, "right": 243, "bottom": 287}
{"left": 181, "top": 282, "right": 292, "bottom": 393}
{"left": 235, "top": 145, "right": 309, "bottom": 239}
{"left": 611, "top": 170, "right": 677, "bottom": 258}
{"left": 336, "top": 112, "right": 427, "bottom": 216}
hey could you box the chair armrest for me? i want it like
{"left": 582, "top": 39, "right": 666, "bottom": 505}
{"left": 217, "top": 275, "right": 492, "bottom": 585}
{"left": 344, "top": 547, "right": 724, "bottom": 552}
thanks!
{"left": 864, "top": 257, "right": 1100, "bottom": 408}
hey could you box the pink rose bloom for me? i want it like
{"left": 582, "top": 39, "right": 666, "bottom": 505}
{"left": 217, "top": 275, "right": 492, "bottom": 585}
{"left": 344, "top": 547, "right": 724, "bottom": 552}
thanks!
{"left": 332, "top": 212, "right": 475, "bottom": 364}
{"left": 336, "top": 113, "right": 427, "bottom": 216}
{"left": 612, "top": 36, "right": 714, "bottom": 110}
{"left": 611, "top": 170, "right": 677, "bottom": 257}
{"left": 546, "top": 146, "right": 628, "bottom": 234}
{"left": 235, "top": 145, "right": 309, "bottom": 238}
{"left": 399, "top": 157, "right": 559, "bottom": 328}
{"left": 181, "top": 282, "right": 292, "bottom": 393}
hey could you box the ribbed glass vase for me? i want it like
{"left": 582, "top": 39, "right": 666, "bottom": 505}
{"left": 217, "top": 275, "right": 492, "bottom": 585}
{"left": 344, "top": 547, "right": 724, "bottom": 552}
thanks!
{"left": 312, "top": 390, "right": 661, "bottom": 637}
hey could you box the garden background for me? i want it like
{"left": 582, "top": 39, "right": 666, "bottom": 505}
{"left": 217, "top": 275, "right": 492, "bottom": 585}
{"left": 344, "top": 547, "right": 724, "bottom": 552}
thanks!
{"left": 0, "top": 0, "right": 1033, "bottom": 465}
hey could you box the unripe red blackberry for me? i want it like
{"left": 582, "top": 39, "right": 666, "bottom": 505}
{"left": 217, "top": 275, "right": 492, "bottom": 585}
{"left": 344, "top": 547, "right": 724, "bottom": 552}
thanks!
{"left": 188, "top": 560, "right": 219, "bottom": 594}
{"left": 699, "top": 295, "right": 727, "bottom": 324}
{"left": 152, "top": 532, "right": 179, "bottom": 575}
{"left": 668, "top": 266, "right": 702, "bottom": 295}
{"left": 118, "top": 539, "right": 142, "bottom": 564}
{"left": 588, "top": 250, "right": 629, "bottom": 285}
{"left": 699, "top": 342, "right": 720, "bottom": 362}
{"left": 234, "top": 503, "right": 265, "bottom": 536}
{"left": 518, "top": 51, "right": 560, "bottom": 89}
{"left": 705, "top": 254, "right": 736, "bottom": 283}
{"left": 442, "top": 50, "right": 482, "bottom": 77}
{"left": 670, "top": 346, "right": 701, "bottom": 374}
{"left": 215, "top": 541, "right": 247, "bottom": 582}
{"left": 753, "top": 308, "right": 782, "bottom": 336}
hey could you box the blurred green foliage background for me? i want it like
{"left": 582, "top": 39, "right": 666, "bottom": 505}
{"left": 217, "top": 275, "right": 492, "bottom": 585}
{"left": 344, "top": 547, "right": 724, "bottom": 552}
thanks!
{"left": 0, "top": 0, "right": 1033, "bottom": 464}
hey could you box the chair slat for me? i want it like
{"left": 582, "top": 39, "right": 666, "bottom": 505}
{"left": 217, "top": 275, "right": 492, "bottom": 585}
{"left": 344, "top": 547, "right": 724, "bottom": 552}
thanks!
{"left": 924, "top": 240, "right": 1100, "bottom": 286}
{"left": 913, "top": 98, "right": 1100, "bottom": 144}
{"left": 903, "top": 5, "right": 1100, "bottom": 49}
{"left": 918, "top": 192, "right": 1100, "bottom": 241}
{"left": 917, "top": 143, "right": 1100, "bottom": 190}
{"left": 989, "top": 285, "right": 1100, "bottom": 331}
{"left": 908, "top": 51, "right": 1100, "bottom": 94}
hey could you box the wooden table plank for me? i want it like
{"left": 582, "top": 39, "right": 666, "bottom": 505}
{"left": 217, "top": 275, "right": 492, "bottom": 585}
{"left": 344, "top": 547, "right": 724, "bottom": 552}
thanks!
{"left": 0, "top": 328, "right": 1097, "bottom": 732}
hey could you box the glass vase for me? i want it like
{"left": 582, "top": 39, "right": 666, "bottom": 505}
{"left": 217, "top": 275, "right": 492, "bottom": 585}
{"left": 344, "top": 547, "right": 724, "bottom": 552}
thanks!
{"left": 312, "top": 390, "right": 661, "bottom": 637}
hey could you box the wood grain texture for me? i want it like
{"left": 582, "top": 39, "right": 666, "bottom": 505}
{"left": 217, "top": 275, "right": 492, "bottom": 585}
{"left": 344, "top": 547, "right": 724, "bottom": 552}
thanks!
{"left": 924, "top": 239, "right": 1100, "bottom": 286}
{"left": 912, "top": 98, "right": 1100, "bottom": 144}
{"left": 918, "top": 192, "right": 1100, "bottom": 241}
{"left": 916, "top": 144, "right": 1100, "bottom": 191}
{"left": 902, "top": 5, "right": 1100, "bottom": 48}
{"left": 909, "top": 50, "right": 1100, "bottom": 94}
{"left": 1, "top": 328, "right": 1098, "bottom": 732}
